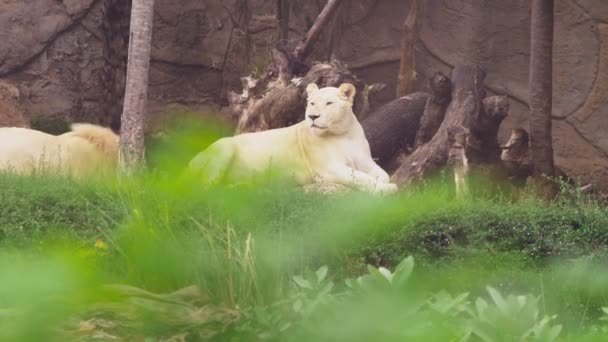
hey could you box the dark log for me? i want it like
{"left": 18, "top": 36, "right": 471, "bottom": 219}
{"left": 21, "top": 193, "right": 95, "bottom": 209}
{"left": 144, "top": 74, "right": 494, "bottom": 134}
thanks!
{"left": 361, "top": 92, "right": 429, "bottom": 168}
{"left": 294, "top": 0, "right": 344, "bottom": 61}
{"left": 473, "top": 95, "right": 510, "bottom": 163}
{"left": 414, "top": 72, "right": 451, "bottom": 148}
{"left": 392, "top": 65, "right": 508, "bottom": 187}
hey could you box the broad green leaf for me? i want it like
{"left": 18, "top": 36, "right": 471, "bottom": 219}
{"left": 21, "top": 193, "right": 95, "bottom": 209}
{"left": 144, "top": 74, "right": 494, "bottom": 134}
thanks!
{"left": 318, "top": 281, "right": 334, "bottom": 297}
{"left": 475, "top": 297, "right": 488, "bottom": 318}
{"left": 486, "top": 286, "right": 508, "bottom": 313}
{"left": 345, "top": 278, "right": 357, "bottom": 289}
{"left": 378, "top": 267, "right": 394, "bottom": 282}
{"left": 293, "top": 275, "right": 312, "bottom": 289}
{"left": 393, "top": 256, "right": 415, "bottom": 289}
{"left": 394, "top": 257, "right": 414, "bottom": 280}
{"left": 468, "top": 319, "right": 500, "bottom": 342}
{"left": 546, "top": 324, "right": 562, "bottom": 341}
{"left": 315, "top": 265, "right": 328, "bottom": 283}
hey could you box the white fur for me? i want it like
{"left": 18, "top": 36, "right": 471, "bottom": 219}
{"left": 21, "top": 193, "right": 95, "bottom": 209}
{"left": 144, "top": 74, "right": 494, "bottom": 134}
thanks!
{"left": 189, "top": 83, "right": 397, "bottom": 194}
{"left": 0, "top": 123, "right": 119, "bottom": 177}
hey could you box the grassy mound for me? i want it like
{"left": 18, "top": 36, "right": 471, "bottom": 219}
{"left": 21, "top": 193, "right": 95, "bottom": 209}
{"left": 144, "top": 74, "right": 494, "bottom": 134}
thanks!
{"left": 0, "top": 167, "right": 607, "bottom": 340}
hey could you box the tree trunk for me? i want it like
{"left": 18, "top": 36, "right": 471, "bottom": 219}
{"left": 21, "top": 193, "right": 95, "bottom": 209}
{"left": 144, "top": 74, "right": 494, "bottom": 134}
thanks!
{"left": 414, "top": 72, "right": 452, "bottom": 148}
{"left": 361, "top": 92, "right": 429, "bottom": 169}
{"left": 529, "top": 0, "right": 556, "bottom": 197}
{"left": 277, "top": 0, "right": 290, "bottom": 42}
{"left": 391, "top": 65, "right": 508, "bottom": 187}
{"left": 293, "top": 0, "right": 344, "bottom": 61}
{"left": 396, "top": 0, "right": 418, "bottom": 97}
{"left": 119, "top": 0, "right": 155, "bottom": 172}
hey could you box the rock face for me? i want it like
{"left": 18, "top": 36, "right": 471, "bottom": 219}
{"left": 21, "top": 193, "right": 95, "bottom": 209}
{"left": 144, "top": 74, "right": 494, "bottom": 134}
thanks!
{"left": 0, "top": 0, "right": 607, "bottom": 189}
{"left": 416, "top": 0, "right": 608, "bottom": 190}
{"left": 0, "top": 80, "right": 28, "bottom": 128}
{"left": 0, "top": 0, "right": 129, "bottom": 130}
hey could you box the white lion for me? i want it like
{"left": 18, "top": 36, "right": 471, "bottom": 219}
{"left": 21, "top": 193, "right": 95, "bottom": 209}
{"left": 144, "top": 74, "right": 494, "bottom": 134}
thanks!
{"left": 188, "top": 83, "right": 397, "bottom": 193}
{"left": 0, "top": 123, "right": 119, "bottom": 177}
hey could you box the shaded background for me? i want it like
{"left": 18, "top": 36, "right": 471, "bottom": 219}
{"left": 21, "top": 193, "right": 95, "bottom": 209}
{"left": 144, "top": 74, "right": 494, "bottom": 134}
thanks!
{"left": 0, "top": 0, "right": 606, "bottom": 189}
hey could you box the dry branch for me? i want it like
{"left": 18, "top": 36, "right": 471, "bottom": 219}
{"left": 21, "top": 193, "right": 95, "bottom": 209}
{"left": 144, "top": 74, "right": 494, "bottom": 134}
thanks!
{"left": 277, "top": 0, "right": 290, "bottom": 42}
{"left": 396, "top": 0, "right": 418, "bottom": 97}
{"left": 294, "top": 0, "right": 344, "bottom": 60}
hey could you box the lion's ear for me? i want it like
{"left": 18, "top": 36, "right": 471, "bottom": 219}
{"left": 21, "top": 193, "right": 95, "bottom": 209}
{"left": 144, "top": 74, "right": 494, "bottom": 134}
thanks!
{"left": 306, "top": 83, "right": 319, "bottom": 97}
{"left": 338, "top": 83, "right": 356, "bottom": 103}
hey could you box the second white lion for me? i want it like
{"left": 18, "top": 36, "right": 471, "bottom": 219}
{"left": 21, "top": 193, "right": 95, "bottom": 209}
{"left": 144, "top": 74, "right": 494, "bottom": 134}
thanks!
{"left": 188, "top": 82, "right": 397, "bottom": 193}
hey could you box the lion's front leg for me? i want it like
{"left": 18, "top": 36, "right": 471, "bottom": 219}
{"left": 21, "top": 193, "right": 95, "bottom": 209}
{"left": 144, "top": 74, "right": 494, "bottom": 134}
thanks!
{"left": 323, "top": 164, "right": 397, "bottom": 194}
{"left": 364, "top": 162, "right": 391, "bottom": 184}
{"left": 355, "top": 155, "right": 395, "bottom": 186}
{"left": 188, "top": 140, "right": 235, "bottom": 184}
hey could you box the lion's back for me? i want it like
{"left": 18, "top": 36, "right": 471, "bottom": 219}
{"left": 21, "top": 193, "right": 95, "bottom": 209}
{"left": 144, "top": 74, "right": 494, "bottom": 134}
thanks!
{"left": 0, "top": 127, "right": 59, "bottom": 172}
{"left": 0, "top": 126, "right": 112, "bottom": 176}
{"left": 190, "top": 124, "right": 312, "bottom": 183}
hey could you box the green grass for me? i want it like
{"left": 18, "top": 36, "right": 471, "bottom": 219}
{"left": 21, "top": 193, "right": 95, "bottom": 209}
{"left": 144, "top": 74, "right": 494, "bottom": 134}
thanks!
{"left": 0, "top": 174, "right": 122, "bottom": 249}
{"left": 1, "top": 123, "right": 608, "bottom": 340}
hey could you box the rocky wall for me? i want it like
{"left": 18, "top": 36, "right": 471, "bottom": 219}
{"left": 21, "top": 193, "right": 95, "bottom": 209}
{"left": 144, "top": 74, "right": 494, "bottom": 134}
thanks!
{"left": 0, "top": 0, "right": 606, "bottom": 189}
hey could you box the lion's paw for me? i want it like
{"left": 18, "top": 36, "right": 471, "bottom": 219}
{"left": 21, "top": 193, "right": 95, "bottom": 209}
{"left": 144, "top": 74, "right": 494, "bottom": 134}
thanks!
{"left": 376, "top": 182, "right": 399, "bottom": 195}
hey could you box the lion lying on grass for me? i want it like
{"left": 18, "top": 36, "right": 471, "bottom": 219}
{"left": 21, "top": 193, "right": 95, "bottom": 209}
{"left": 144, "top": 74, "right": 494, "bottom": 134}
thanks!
{"left": 0, "top": 123, "right": 119, "bottom": 177}
{"left": 188, "top": 83, "right": 397, "bottom": 194}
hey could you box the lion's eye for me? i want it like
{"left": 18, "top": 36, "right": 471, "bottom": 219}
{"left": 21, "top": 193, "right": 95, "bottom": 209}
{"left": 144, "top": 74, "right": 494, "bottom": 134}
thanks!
{"left": 310, "top": 102, "right": 315, "bottom": 106}
{"left": 326, "top": 102, "right": 333, "bottom": 106}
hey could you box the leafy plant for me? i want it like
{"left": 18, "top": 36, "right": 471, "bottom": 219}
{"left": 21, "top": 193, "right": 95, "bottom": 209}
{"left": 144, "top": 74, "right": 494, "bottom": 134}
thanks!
{"left": 345, "top": 256, "right": 414, "bottom": 293}
{"left": 428, "top": 290, "right": 471, "bottom": 317}
{"left": 466, "top": 286, "right": 562, "bottom": 341}
{"left": 291, "top": 265, "right": 334, "bottom": 317}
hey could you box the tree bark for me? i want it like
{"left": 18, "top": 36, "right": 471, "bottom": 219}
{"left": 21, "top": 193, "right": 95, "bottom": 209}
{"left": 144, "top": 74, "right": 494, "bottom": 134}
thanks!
{"left": 529, "top": 0, "right": 556, "bottom": 197}
{"left": 277, "top": 0, "right": 290, "bottom": 42}
{"left": 293, "top": 0, "right": 344, "bottom": 61}
{"left": 447, "top": 95, "right": 509, "bottom": 199}
{"left": 392, "top": 65, "right": 508, "bottom": 187}
{"left": 361, "top": 92, "right": 429, "bottom": 169}
{"left": 396, "top": 0, "right": 418, "bottom": 97}
{"left": 414, "top": 72, "right": 452, "bottom": 148}
{"left": 119, "top": 0, "right": 155, "bottom": 172}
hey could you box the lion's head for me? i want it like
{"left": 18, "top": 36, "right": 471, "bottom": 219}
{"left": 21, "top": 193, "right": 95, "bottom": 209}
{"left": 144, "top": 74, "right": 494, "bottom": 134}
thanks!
{"left": 305, "top": 83, "right": 357, "bottom": 136}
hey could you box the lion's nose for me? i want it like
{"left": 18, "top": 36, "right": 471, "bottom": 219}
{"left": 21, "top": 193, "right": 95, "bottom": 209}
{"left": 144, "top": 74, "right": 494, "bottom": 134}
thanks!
{"left": 308, "top": 115, "right": 320, "bottom": 121}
